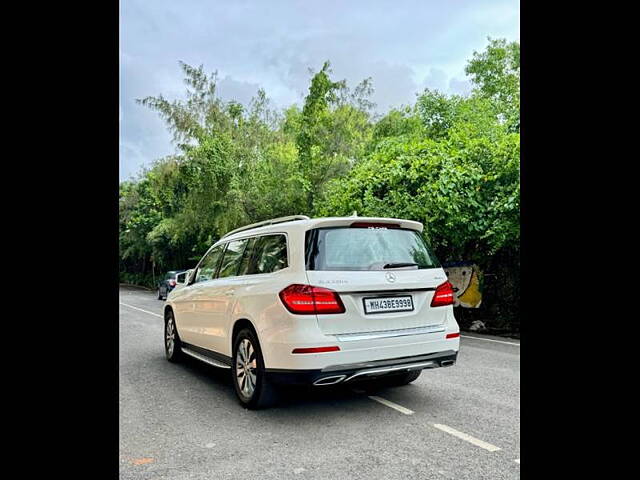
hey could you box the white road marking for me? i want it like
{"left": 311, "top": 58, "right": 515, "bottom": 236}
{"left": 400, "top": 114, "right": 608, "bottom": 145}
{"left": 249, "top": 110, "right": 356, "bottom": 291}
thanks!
{"left": 460, "top": 335, "right": 520, "bottom": 346}
{"left": 432, "top": 424, "right": 502, "bottom": 452}
{"left": 514, "top": 459, "right": 520, "bottom": 464}
{"left": 119, "top": 302, "right": 163, "bottom": 318}
{"left": 368, "top": 396, "right": 414, "bottom": 415}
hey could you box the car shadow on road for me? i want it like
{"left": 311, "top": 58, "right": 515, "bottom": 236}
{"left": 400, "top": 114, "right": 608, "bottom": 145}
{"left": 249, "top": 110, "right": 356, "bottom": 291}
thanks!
{"left": 173, "top": 354, "right": 436, "bottom": 416}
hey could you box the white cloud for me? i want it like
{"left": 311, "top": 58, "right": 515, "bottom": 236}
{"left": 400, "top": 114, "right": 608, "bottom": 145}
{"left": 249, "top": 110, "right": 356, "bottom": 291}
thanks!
{"left": 120, "top": 0, "right": 519, "bottom": 180}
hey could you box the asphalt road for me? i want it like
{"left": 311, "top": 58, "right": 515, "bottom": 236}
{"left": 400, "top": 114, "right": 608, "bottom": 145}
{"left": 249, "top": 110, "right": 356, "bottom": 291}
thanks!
{"left": 119, "top": 286, "right": 520, "bottom": 480}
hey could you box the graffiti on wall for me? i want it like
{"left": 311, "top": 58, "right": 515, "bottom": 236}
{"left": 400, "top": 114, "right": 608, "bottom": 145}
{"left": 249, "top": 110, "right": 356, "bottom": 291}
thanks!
{"left": 443, "top": 261, "right": 482, "bottom": 308}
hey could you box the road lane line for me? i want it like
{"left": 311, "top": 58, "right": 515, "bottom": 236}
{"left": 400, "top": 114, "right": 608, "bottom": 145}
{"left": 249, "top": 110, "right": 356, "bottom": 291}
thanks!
{"left": 460, "top": 335, "right": 520, "bottom": 346}
{"left": 119, "top": 302, "right": 163, "bottom": 318}
{"left": 432, "top": 424, "right": 501, "bottom": 452}
{"left": 368, "top": 396, "right": 414, "bottom": 415}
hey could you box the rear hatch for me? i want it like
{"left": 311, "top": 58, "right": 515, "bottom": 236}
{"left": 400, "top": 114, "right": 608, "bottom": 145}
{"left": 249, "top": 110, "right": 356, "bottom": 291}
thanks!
{"left": 305, "top": 222, "right": 449, "bottom": 335}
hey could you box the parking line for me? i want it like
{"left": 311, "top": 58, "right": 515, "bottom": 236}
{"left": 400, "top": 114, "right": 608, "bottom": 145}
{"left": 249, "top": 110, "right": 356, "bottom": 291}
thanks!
{"left": 460, "top": 335, "right": 520, "bottom": 346}
{"left": 119, "top": 302, "right": 163, "bottom": 318}
{"left": 432, "top": 424, "right": 501, "bottom": 452}
{"left": 368, "top": 396, "right": 414, "bottom": 415}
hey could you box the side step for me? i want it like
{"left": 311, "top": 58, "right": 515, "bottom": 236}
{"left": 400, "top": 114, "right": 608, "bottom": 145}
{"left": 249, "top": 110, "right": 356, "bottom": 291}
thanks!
{"left": 181, "top": 347, "right": 231, "bottom": 369}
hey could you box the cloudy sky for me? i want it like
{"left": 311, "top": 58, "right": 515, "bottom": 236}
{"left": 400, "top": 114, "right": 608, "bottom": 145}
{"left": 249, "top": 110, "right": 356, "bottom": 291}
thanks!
{"left": 120, "top": 0, "right": 519, "bottom": 181}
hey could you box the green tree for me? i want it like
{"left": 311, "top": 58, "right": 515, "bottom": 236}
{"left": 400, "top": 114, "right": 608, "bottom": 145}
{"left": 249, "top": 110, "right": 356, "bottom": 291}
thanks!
{"left": 465, "top": 37, "right": 520, "bottom": 131}
{"left": 120, "top": 38, "right": 520, "bottom": 330}
{"left": 296, "top": 61, "right": 373, "bottom": 211}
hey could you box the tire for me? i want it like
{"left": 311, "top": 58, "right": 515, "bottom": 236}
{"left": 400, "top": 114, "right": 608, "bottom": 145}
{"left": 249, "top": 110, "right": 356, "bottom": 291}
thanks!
{"left": 232, "top": 328, "right": 278, "bottom": 409}
{"left": 164, "top": 310, "right": 183, "bottom": 362}
{"left": 157, "top": 288, "right": 162, "bottom": 300}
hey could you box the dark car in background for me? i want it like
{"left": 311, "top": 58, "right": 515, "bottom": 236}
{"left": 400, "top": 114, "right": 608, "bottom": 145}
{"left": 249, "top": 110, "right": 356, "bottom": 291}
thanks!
{"left": 157, "top": 271, "right": 186, "bottom": 300}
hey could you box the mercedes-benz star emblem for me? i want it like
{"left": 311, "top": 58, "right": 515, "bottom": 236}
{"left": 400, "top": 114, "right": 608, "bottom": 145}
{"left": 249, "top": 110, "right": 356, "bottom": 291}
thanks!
{"left": 385, "top": 272, "right": 397, "bottom": 283}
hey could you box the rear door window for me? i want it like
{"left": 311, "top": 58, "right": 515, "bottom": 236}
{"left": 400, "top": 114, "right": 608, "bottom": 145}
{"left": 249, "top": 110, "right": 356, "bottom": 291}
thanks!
{"left": 306, "top": 227, "right": 440, "bottom": 271}
{"left": 218, "top": 239, "right": 249, "bottom": 278}
{"left": 236, "top": 237, "right": 257, "bottom": 276}
{"left": 249, "top": 234, "right": 288, "bottom": 274}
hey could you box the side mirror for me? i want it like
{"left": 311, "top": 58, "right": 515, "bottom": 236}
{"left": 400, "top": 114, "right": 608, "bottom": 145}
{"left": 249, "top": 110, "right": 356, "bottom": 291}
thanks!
{"left": 183, "top": 269, "right": 194, "bottom": 285}
{"left": 175, "top": 271, "right": 187, "bottom": 286}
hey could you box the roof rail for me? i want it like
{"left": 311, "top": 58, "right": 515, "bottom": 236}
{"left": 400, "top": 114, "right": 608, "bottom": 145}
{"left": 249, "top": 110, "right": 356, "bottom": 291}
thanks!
{"left": 221, "top": 215, "right": 311, "bottom": 239}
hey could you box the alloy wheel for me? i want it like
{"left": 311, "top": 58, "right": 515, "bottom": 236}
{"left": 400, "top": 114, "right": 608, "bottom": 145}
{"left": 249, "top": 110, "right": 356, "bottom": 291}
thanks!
{"left": 166, "top": 317, "right": 175, "bottom": 357}
{"left": 235, "top": 338, "right": 257, "bottom": 398}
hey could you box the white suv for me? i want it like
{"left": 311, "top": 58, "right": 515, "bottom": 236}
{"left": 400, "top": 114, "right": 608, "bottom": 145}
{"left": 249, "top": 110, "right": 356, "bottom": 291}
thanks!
{"left": 164, "top": 215, "right": 460, "bottom": 409}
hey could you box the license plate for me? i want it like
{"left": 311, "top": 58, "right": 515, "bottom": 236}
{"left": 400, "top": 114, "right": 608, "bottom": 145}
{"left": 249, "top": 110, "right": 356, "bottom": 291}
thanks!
{"left": 363, "top": 295, "right": 414, "bottom": 314}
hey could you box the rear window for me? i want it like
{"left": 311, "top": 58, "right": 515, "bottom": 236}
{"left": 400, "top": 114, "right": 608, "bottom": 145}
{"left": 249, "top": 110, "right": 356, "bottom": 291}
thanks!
{"left": 306, "top": 227, "right": 440, "bottom": 271}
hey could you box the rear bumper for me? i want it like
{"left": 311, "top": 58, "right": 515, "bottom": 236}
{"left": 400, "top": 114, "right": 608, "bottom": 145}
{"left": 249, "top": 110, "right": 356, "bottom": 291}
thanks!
{"left": 261, "top": 327, "right": 460, "bottom": 371}
{"left": 265, "top": 350, "right": 457, "bottom": 386}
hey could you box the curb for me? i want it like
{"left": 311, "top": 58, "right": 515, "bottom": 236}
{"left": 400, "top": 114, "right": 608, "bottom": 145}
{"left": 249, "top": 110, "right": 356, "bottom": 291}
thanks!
{"left": 119, "top": 283, "right": 154, "bottom": 291}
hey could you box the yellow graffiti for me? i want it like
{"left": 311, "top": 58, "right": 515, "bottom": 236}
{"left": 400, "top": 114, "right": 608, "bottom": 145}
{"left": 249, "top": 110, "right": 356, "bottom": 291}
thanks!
{"left": 457, "top": 269, "right": 482, "bottom": 308}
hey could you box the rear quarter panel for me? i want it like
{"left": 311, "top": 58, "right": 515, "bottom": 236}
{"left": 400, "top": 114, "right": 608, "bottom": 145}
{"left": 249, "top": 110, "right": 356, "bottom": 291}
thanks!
{"left": 223, "top": 226, "right": 308, "bottom": 358}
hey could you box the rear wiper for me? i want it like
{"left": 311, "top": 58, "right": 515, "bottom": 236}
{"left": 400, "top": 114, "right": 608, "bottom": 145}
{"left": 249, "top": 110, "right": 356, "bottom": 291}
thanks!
{"left": 383, "top": 262, "right": 419, "bottom": 269}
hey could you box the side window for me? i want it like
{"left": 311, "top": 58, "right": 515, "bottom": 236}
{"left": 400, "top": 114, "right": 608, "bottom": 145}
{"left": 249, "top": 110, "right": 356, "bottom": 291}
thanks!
{"left": 250, "top": 235, "right": 288, "bottom": 274}
{"left": 236, "top": 237, "right": 257, "bottom": 277}
{"left": 194, "top": 245, "right": 224, "bottom": 283}
{"left": 218, "top": 239, "right": 249, "bottom": 278}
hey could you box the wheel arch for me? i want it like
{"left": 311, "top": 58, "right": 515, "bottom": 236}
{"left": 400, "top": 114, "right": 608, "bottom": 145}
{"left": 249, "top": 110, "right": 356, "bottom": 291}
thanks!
{"left": 230, "top": 318, "right": 261, "bottom": 354}
{"left": 163, "top": 304, "right": 174, "bottom": 322}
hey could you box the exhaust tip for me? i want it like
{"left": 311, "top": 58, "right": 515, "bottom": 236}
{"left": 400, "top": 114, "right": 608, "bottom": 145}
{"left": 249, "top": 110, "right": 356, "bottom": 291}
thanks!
{"left": 313, "top": 375, "right": 346, "bottom": 386}
{"left": 440, "top": 360, "right": 455, "bottom": 367}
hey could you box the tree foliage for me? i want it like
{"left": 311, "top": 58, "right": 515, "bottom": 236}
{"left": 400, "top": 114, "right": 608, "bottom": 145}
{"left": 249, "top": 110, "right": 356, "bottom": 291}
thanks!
{"left": 465, "top": 38, "right": 520, "bottom": 132}
{"left": 120, "top": 38, "right": 520, "bottom": 330}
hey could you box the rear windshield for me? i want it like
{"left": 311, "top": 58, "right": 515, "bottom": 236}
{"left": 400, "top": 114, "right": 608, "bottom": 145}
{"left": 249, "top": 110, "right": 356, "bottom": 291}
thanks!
{"left": 306, "top": 227, "right": 440, "bottom": 271}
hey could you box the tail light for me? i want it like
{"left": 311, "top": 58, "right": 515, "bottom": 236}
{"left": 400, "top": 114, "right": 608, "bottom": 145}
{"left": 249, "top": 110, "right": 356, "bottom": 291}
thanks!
{"left": 169, "top": 279, "right": 176, "bottom": 287}
{"left": 279, "top": 284, "right": 346, "bottom": 315}
{"left": 431, "top": 281, "right": 455, "bottom": 307}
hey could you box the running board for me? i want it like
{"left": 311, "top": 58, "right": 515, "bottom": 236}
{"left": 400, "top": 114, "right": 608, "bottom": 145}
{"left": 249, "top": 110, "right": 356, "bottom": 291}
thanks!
{"left": 181, "top": 347, "right": 231, "bottom": 369}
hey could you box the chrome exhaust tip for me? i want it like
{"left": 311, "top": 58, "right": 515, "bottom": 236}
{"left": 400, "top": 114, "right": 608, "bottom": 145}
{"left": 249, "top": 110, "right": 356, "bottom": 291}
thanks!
{"left": 313, "top": 375, "right": 347, "bottom": 386}
{"left": 440, "top": 360, "right": 455, "bottom": 367}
